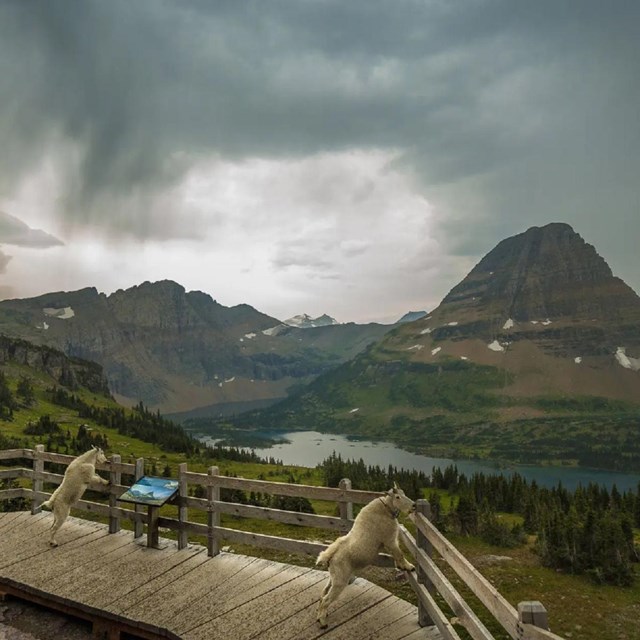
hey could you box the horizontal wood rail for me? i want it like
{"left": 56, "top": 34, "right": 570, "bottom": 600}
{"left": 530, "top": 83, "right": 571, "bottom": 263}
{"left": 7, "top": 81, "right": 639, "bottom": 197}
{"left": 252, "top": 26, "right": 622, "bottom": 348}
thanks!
{"left": 0, "top": 447, "right": 563, "bottom": 639}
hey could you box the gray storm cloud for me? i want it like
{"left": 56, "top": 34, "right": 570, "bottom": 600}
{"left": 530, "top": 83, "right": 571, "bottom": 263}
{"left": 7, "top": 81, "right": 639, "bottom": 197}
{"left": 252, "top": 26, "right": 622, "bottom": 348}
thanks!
{"left": 0, "top": 0, "right": 638, "bottom": 290}
{"left": 0, "top": 211, "right": 64, "bottom": 248}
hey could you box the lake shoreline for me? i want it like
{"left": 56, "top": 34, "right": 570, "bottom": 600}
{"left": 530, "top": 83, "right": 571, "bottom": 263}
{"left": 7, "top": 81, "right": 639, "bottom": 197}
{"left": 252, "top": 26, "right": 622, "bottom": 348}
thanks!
{"left": 192, "top": 427, "right": 640, "bottom": 492}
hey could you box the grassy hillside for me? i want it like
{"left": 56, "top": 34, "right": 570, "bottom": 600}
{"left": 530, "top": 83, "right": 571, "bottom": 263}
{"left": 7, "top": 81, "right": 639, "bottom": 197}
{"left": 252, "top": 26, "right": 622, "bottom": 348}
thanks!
{"left": 222, "top": 342, "right": 640, "bottom": 472}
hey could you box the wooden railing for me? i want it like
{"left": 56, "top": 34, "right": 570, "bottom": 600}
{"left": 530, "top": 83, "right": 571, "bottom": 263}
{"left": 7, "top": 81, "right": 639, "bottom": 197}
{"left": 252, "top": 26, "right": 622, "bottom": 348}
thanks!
{"left": 0, "top": 447, "right": 564, "bottom": 640}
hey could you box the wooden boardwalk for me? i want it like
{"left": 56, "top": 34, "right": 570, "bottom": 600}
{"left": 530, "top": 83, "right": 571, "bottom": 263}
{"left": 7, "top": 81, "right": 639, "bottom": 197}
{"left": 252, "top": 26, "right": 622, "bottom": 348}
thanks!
{"left": 0, "top": 511, "right": 439, "bottom": 640}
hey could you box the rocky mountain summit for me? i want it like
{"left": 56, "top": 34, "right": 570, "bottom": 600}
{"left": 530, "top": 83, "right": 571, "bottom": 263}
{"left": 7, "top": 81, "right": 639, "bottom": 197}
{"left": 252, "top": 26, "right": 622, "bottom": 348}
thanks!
{"left": 0, "top": 280, "right": 390, "bottom": 413}
{"left": 391, "top": 222, "right": 640, "bottom": 400}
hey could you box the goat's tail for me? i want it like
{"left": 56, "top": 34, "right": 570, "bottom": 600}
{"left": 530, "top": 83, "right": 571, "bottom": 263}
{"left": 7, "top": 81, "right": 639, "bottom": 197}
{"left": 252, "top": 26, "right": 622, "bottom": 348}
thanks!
{"left": 316, "top": 537, "right": 345, "bottom": 568}
{"left": 41, "top": 499, "right": 52, "bottom": 510}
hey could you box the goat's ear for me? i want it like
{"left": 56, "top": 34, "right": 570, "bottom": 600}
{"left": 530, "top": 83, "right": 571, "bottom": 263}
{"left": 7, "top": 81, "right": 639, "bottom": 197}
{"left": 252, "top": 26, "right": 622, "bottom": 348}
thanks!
{"left": 393, "top": 481, "right": 400, "bottom": 491}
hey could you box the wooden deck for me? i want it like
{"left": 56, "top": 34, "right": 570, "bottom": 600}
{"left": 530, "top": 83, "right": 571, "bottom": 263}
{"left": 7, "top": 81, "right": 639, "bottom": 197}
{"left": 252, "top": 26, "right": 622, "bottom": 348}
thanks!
{"left": 0, "top": 511, "right": 440, "bottom": 640}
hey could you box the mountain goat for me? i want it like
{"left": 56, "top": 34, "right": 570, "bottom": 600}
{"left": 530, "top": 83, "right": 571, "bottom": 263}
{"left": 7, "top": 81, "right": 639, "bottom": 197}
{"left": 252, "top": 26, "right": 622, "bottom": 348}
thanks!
{"left": 41, "top": 446, "right": 110, "bottom": 546}
{"left": 316, "top": 483, "right": 416, "bottom": 628}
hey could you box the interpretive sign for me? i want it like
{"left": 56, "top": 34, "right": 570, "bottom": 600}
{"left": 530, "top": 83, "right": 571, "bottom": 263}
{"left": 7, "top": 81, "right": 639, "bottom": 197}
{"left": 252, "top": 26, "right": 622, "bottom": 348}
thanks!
{"left": 118, "top": 476, "right": 179, "bottom": 507}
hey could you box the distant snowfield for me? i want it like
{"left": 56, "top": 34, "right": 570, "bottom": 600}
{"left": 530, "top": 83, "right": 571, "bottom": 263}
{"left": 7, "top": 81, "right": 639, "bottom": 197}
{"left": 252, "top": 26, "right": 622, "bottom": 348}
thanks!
{"left": 431, "top": 346, "right": 441, "bottom": 355}
{"left": 488, "top": 340, "right": 505, "bottom": 352}
{"left": 420, "top": 327, "right": 432, "bottom": 334}
{"left": 615, "top": 347, "right": 640, "bottom": 371}
{"left": 502, "top": 318, "right": 514, "bottom": 330}
{"left": 574, "top": 357, "right": 582, "bottom": 364}
{"left": 407, "top": 344, "right": 424, "bottom": 351}
{"left": 43, "top": 306, "right": 75, "bottom": 319}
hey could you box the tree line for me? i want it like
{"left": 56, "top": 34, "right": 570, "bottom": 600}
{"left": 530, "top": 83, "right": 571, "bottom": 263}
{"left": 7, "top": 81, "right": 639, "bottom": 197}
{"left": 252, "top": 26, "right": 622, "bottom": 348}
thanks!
{"left": 318, "top": 454, "right": 640, "bottom": 586}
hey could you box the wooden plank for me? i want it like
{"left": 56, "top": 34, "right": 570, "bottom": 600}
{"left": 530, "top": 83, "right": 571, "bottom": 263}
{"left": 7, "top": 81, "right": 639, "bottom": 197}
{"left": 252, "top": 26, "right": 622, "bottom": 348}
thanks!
{"left": 184, "top": 567, "right": 333, "bottom": 640}
{"left": 2, "top": 526, "right": 130, "bottom": 586}
{"left": 176, "top": 562, "right": 313, "bottom": 636}
{"left": 182, "top": 498, "right": 353, "bottom": 533}
{"left": 211, "top": 525, "right": 326, "bottom": 557}
{"left": 0, "top": 449, "right": 30, "bottom": 461}
{"left": 246, "top": 575, "right": 335, "bottom": 640}
{"left": 405, "top": 570, "right": 462, "bottom": 640}
{"left": 0, "top": 467, "right": 31, "bottom": 479}
{"left": 413, "top": 512, "right": 519, "bottom": 639}
{"left": 399, "top": 626, "right": 443, "bottom": 640}
{"left": 45, "top": 535, "right": 144, "bottom": 599}
{"left": 106, "top": 547, "right": 208, "bottom": 615}
{"left": 116, "top": 553, "right": 260, "bottom": 627}
{"left": 2, "top": 527, "right": 115, "bottom": 590}
{"left": 318, "top": 595, "right": 410, "bottom": 639}
{"left": 178, "top": 462, "right": 188, "bottom": 549}
{"left": 0, "top": 511, "right": 30, "bottom": 531}
{"left": 369, "top": 610, "right": 440, "bottom": 640}
{"left": 60, "top": 545, "right": 177, "bottom": 606}
{"left": 399, "top": 526, "right": 494, "bottom": 640}
{"left": 0, "top": 514, "right": 68, "bottom": 567}
{"left": 183, "top": 470, "right": 383, "bottom": 504}
{"left": 31, "top": 445, "right": 44, "bottom": 514}
{"left": 207, "top": 466, "right": 220, "bottom": 556}
{"left": 109, "top": 453, "right": 122, "bottom": 533}
{"left": 0, "top": 489, "right": 27, "bottom": 502}
{"left": 300, "top": 580, "right": 391, "bottom": 640}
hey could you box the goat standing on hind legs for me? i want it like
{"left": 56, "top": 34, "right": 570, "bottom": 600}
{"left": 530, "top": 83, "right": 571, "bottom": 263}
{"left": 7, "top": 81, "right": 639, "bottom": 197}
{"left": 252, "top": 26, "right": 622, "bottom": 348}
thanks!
{"left": 41, "top": 446, "right": 110, "bottom": 546}
{"left": 316, "top": 482, "right": 416, "bottom": 628}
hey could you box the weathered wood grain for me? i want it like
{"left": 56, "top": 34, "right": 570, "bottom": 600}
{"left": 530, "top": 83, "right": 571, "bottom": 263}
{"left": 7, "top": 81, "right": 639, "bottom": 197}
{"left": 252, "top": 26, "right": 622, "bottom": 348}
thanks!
{"left": 0, "top": 512, "right": 433, "bottom": 640}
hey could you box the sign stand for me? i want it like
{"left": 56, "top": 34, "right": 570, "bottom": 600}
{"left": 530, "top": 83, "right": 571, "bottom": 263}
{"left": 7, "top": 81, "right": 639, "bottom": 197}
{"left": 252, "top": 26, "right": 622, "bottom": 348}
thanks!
{"left": 117, "top": 476, "right": 179, "bottom": 549}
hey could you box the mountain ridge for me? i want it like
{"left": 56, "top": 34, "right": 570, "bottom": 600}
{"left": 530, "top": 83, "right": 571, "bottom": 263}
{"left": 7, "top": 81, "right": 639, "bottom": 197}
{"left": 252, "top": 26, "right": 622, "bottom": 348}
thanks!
{"left": 0, "top": 280, "right": 392, "bottom": 413}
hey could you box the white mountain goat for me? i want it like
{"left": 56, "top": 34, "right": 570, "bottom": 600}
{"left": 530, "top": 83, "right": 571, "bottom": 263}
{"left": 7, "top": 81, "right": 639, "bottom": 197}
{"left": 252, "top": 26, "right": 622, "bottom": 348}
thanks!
{"left": 316, "top": 482, "right": 416, "bottom": 628}
{"left": 41, "top": 446, "right": 110, "bottom": 546}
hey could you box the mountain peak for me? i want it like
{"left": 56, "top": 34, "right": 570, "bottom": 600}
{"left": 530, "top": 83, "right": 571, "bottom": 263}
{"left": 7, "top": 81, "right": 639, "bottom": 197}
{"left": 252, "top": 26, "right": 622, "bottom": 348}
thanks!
{"left": 441, "top": 222, "right": 636, "bottom": 321}
{"left": 283, "top": 314, "right": 338, "bottom": 328}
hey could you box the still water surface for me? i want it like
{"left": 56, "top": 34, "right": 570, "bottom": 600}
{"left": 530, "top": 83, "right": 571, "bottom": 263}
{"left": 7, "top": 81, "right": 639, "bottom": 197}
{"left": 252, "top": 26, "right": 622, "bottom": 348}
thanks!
{"left": 196, "top": 429, "right": 640, "bottom": 492}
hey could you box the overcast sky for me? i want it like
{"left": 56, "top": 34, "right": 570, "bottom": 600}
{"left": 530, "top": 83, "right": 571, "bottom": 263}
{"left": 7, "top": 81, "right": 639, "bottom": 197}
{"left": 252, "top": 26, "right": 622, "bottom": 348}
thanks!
{"left": 0, "top": 1, "right": 638, "bottom": 323}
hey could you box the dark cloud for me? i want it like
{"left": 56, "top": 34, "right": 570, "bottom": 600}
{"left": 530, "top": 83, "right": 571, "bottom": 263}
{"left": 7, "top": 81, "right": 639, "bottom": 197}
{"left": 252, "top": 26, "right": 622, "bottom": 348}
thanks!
{"left": 0, "top": 211, "right": 63, "bottom": 248}
{"left": 0, "top": 0, "right": 638, "bottom": 289}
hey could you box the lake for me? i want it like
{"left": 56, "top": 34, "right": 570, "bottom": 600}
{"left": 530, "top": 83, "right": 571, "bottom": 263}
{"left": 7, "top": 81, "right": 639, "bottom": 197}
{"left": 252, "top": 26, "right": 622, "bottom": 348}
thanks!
{"left": 195, "top": 429, "right": 640, "bottom": 492}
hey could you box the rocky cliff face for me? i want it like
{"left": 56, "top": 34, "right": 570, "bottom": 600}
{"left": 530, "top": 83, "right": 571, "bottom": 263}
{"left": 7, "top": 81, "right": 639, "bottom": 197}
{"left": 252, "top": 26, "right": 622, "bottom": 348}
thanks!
{"left": 386, "top": 222, "right": 640, "bottom": 403}
{"left": 0, "top": 281, "right": 390, "bottom": 412}
{"left": 444, "top": 223, "right": 639, "bottom": 323}
{"left": 0, "top": 335, "right": 110, "bottom": 395}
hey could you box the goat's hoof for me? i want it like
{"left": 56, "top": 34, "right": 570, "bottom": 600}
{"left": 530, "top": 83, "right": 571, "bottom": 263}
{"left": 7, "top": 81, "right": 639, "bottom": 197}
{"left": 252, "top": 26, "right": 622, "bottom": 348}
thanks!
{"left": 317, "top": 620, "right": 328, "bottom": 629}
{"left": 49, "top": 541, "right": 58, "bottom": 547}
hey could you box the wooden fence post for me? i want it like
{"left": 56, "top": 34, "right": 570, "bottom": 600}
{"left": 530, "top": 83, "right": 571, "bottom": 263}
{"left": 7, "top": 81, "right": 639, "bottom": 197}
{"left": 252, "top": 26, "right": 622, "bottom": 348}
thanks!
{"left": 518, "top": 601, "right": 549, "bottom": 635}
{"left": 415, "top": 498, "right": 435, "bottom": 627}
{"left": 178, "top": 462, "right": 188, "bottom": 550}
{"left": 108, "top": 453, "right": 121, "bottom": 534}
{"left": 207, "top": 466, "right": 220, "bottom": 557}
{"left": 134, "top": 457, "right": 144, "bottom": 539}
{"left": 339, "top": 478, "right": 353, "bottom": 521}
{"left": 31, "top": 444, "right": 45, "bottom": 514}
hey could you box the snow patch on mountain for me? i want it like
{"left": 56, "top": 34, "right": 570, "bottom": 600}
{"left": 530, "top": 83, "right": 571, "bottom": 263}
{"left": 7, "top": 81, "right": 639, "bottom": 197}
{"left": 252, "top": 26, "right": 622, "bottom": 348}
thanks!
{"left": 488, "top": 340, "right": 505, "bottom": 352}
{"left": 43, "top": 306, "right": 75, "bottom": 319}
{"left": 284, "top": 313, "right": 338, "bottom": 329}
{"left": 615, "top": 347, "right": 640, "bottom": 371}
